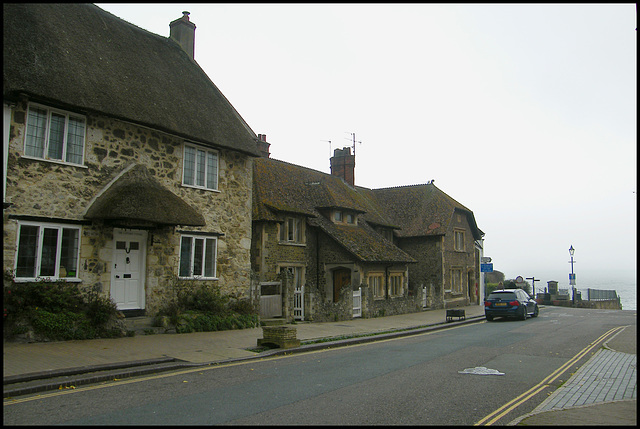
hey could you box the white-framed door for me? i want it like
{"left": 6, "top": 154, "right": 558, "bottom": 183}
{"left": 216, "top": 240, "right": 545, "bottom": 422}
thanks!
{"left": 111, "top": 228, "right": 147, "bottom": 310}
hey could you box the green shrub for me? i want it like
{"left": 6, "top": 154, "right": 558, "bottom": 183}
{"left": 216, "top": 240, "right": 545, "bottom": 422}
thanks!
{"left": 3, "top": 271, "right": 122, "bottom": 341}
{"left": 155, "top": 277, "right": 258, "bottom": 334}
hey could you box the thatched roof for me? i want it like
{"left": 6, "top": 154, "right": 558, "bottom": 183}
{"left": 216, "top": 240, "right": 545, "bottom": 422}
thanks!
{"left": 84, "top": 164, "right": 206, "bottom": 227}
{"left": 3, "top": 3, "right": 260, "bottom": 157}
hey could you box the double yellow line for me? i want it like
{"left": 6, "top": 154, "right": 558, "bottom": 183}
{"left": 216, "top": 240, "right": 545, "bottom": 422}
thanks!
{"left": 474, "top": 325, "right": 627, "bottom": 426}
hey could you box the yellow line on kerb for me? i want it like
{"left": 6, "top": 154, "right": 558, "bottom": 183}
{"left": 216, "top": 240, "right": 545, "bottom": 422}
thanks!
{"left": 474, "top": 325, "right": 626, "bottom": 426}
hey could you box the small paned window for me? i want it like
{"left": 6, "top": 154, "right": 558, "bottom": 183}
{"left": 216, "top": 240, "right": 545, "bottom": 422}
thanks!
{"left": 24, "top": 104, "right": 85, "bottom": 165}
{"left": 389, "top": 273, "right": 404, "bottom": 297}
{"left": 183, "top": 143, "right": 218, "bottom": 190}
{"left": 179, "top": 235, "right": 217, "bottom": 279}
{"left": 334, "top": 211, "right": 343, "bottom": 222}
{"left": 450, "top": 268, "right": 463, "bottom": 294}
{"left": 279, "top": 217, "right": 304, "bottom": 244}
{"left": 15, "top": 222, "right": 80, "bottom": 280}
{"left": 369, "top": 273, "right": 385, "bottom": 299}
{"left": 454, "top": 230, "right": 465, "bottom": 251}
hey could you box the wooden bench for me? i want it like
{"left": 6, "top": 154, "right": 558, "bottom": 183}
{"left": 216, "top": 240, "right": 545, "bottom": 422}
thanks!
{"left": 446, "top": 309, "right": 466, "bottom": 322}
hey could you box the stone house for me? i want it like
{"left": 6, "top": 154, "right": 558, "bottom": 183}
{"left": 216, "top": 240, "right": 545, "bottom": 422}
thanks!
{"left": 368, "top": 183, "right": 485, "bottom": 309}
{"left": 3, "top": 4, "right": 261, "bottom": 316}
{"left": 252, "top": 140, "right": 484, "bottom": 322}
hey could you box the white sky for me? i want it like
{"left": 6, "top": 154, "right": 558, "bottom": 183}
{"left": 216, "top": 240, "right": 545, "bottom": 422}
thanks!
{"left": 96, "top": 3, "right": 636, "bottom": 285}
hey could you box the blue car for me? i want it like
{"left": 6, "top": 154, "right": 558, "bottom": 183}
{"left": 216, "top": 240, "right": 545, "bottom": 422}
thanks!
{"left": 484, "top": 289, "right": 539, "bottom": 321}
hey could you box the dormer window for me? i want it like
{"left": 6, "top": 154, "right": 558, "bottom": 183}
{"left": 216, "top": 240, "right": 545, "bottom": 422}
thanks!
{"left": 332, "top": 210, "right": 357, "bottom": 225}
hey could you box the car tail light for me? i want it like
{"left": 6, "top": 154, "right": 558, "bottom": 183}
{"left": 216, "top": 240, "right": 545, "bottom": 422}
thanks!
{"left": 484, "top": 301, "right": 491, "bottom": 307}
{"left": 509, "top": 300, "right": 520, "bottom": 307}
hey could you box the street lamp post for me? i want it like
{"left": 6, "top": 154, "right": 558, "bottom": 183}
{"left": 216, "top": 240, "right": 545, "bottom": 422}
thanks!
{"left": 569, "top": 245, "right": 576, "bottom": 305}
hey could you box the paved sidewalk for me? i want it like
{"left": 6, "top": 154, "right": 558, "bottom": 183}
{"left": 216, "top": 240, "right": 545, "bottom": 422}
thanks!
{"left": 3, "top": 305, "right": 485, "bottom": 378}
{"left": 511, "top": 324, "right": 637, "bottom": 426}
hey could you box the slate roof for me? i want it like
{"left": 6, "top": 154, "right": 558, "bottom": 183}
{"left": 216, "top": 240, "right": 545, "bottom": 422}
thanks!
{"left": 253, "top": 158, "right": 414, "bottom": 264}
{"left": 3, "top": 3, "right": 260, "bottom": 157}
{"left": 84, "top": 164, "right": 206, "bottom": 227}
{"left": 253, "top": 157, "right": 483, "bottom": 262}
{"left": 371, "top": 184, "right": 484, "bottom": 240}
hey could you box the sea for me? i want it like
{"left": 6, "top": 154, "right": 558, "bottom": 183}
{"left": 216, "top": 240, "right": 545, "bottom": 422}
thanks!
{"left": 531, "top": 272, "right": 636, "bottom": 311}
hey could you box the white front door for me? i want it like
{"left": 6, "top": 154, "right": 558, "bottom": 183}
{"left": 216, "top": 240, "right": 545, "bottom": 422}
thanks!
{"left": 111, "top": 229, "right": 147, "bottom": 310}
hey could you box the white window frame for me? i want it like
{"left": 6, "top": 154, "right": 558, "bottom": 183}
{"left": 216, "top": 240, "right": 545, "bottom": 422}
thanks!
{"left": 389, "top": 272, "right": 404, "bottom": 297}
{"left": 368, "top": 272, "right": 385, "bottom": 299}
{"left": 279, "top": 217, "right": 304, "bottom": 244}
{"left": 179, "top": 234, "right": 218, "bottom": 279}
{"left": 23, "top": 103, "right": 86, "bottom": 166}
{"left": 334, "top": 210, "right": 343, "bottom": 222}
{"left": 13, "top": 221, "right": 81, "bottom": 281}
{"left": 182, "top": 142, "right": 219, "bottom": 191}
{"left": 454, "top": 229, "right": 465, "bottom": 252}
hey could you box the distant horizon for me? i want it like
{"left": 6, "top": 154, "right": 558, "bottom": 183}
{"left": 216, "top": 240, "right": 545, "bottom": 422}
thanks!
{"left": 486, "top": 267, "right": 636, "bottom": 285}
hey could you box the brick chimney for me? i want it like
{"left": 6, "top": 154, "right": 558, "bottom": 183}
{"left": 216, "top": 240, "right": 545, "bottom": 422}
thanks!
{"left": 170, "top": 11, "right": 196, "bottom": 59}
{"left": 257, "top": 134, "right": 271, "bottom": 158}
{"left": 330, "top": 147, "right": 355, "bottom": 186}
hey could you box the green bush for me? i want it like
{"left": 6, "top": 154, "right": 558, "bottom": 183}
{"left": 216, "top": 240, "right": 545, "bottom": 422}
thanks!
{"left": 3, "top": 272, "right": 122, "bottom": 341}
{"left": 155, "top": 277, "right": 258, "bottom": 334}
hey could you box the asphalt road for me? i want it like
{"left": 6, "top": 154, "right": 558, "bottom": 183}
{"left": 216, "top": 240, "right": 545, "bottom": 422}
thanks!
{"left": 3, "top": 306, "right": 635, "bottom": 425}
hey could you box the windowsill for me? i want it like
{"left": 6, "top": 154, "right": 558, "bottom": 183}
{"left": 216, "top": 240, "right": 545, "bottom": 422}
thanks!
{"left": 278, "top": 242, "right": 306, "bottom": 247}
{"left": 20, "top": 155, "right": 88, "bottom": 168}
{"left": 181, "top": 184, "right": 221, "bottom": 193}
{"left": 178, "top": 277, "right": 219, "bottom": 281}
{"left": 12, "top": 277, "right": 82, "bottom": 283}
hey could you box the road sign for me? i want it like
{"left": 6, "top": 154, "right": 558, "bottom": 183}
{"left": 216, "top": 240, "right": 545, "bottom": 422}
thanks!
{"left": 516, "top": 276, "right": 524, "bottom": 284}
{"left": 481, "top": 263, "right": 493, "bottom": 273}
{"left": 481, "top": 257, "right": 492, "bottom": 264}
{"left": 569, "top": 273, "right": 576, "bottom": 285}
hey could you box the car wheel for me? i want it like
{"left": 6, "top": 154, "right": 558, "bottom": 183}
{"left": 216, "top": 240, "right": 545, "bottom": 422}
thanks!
{"left": 519, "top": 306, "right": 527, "bottom": 320}
{"left": 486, "top": 315, "right": 493, "bottom": 321}
{"left": 532, "top": 305, "right": 539, "bottom": 318}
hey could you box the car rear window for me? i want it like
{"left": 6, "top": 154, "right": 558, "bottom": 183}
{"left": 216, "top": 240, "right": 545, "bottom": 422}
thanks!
{"left": 488, "top": 292, "right": 516, "bottom": 300}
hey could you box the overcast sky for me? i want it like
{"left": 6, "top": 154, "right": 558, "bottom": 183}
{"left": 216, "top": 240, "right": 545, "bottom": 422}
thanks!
{"left": 96, "top": 3, "right": 636, "bottom": 285}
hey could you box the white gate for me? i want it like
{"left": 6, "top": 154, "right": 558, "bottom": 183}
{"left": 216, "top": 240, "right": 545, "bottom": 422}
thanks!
{"left": 353, "top": 287, "right": 362, "bottom": 318}
{"left": 293, "top": 284, "right": 304, "bottom": 320}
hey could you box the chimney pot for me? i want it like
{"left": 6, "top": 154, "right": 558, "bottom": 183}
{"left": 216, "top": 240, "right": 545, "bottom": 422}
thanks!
{"left": 170, "top": 11, "right": 196, "bottom": 59}
{"left": 256, "top": 134, "right": 271, "bottom": 158}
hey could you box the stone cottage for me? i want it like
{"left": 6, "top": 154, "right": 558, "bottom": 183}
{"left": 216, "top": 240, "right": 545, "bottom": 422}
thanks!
{"left": 3, "top": 4, "right": 261, "bottom": 315}
{"left": 252, "top": 139, "right": 484, "bottom": 322}
{"left": 367, "top": 183, "right": 485, "bottom": 309}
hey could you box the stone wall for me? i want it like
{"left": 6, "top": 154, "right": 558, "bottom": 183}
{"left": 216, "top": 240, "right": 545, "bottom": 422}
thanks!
{"left": 4, "top": 100, "right": 254, "bottom": 315}
{"left": 398, "top": 235, "right": 444, "bottom": 309}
